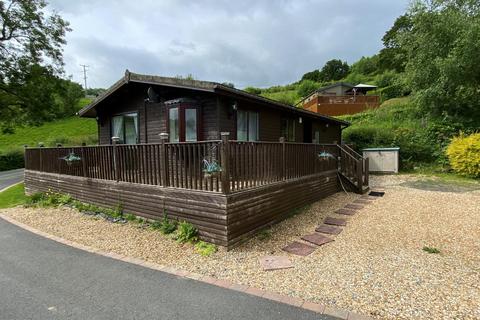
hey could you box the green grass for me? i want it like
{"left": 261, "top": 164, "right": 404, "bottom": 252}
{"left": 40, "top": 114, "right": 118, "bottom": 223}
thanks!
{"left": 0, "top": 117, "right": 97, "bottom": 153}
{"left": 0, "top": 183, "right": 28, "bottom": 208}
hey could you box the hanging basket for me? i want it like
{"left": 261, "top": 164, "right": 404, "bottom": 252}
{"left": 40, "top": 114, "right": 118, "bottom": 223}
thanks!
{"left": 202, "top": 159, "right": 222, "bottom": 178}
{"left": 317, "top": 151, "right": 335, "bottom": 161}
{"left": 61, "top": 152, "right": 82, "bottom": 166}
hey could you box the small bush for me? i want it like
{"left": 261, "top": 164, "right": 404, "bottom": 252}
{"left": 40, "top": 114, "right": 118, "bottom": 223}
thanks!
{"left": 159, "top": 212, "right": 177, "bottom": 235}
{"left": 423, "top": 246, "right": 440, "bottom": 254}
{"left": 124, "top": 213, "right": 136, "bottom": 221}
{"left": 0, "top": 149, "right": 24, "bottom": 171}
{"left": 175, "top": 221, "right": 198, "bottom": 243}
{"left": 195, "top": 241, "right": 217, "bottom": 256}
{"left": 446, "top": 133, "right": 480, "bottom": 178}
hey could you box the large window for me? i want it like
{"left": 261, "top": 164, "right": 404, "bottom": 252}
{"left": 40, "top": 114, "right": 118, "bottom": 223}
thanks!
{"left": 281, "top": 118, "right": 295, "bottom": 142}
{"left": 111, "top": 113, "right": 138, "bottom": 144}
{"left": 168, "top": 105, "right": 199, "bottom": 142}
{"left": 237, "top": 110, "right": 258, "bottom": 141}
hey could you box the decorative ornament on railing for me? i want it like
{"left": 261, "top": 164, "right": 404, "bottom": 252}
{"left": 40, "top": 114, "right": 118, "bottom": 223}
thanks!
{"left": 317, "top": 151, "right": 336, "bottom": 161}
{"left": 61, "top": 152, "right": 81, "bottom": 166}
{"left": 202, "top": 144, "right": 222, "bottom": 178}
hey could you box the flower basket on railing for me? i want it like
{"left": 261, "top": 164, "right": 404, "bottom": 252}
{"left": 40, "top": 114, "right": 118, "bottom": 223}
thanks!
{"left": 317, "top": 151, "right": 336, "bottom": 161}
{"left": 202, "top": 159, "right": 222, "bottom": 178}
{"left": 60, "top": 152, "right": 82, "bottom": 166}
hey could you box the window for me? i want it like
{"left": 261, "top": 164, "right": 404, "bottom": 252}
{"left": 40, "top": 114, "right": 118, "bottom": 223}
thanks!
{"left": 281, "top": 118, "right": 295, "bottom": 142}
{"left": 167, "top": 105, "right": 199, "bottom": 142}
{"left": 237, "top": 110, "right": 258, "bottom": 141}
{"left": 111, "top": 113, "right": 138, "bottom": 144}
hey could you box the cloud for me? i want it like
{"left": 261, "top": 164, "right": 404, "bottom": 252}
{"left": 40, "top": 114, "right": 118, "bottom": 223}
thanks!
{"left": 49, "top": 0, "right": 409, "bottom": 89}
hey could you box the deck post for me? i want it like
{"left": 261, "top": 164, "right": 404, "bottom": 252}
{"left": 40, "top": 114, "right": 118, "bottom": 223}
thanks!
{"left": 364, "top": 157, "right": 369, "bottom": 186}
{"left": 279, "top": 137, "right": 286, "bottom": 180}
{"left": 159, "top": 133, "right": 169, "bottom": 187}
{"left": 38, "top": 143, "right": 44, "bottom": 172}
{"left": 81, "top": 146, "right": 87, "bottom": 178}
{"left": 112, "top": 137, "right": 120, "bottom": 182}
{"left": 220, "top": 132, "right": 230, "bottom": 194}
{"left": 356, "top": 158, "right": 363, "bottom": 191}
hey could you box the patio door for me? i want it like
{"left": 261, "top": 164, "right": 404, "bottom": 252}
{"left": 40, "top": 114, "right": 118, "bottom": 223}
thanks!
{"left": 168, "top": 105, "right": 200, "bottom": 142}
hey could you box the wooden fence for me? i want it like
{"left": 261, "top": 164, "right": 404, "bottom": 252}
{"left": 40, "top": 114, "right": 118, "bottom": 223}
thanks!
{"left": 24, "top": 137, "right": 351, "bottom": 194}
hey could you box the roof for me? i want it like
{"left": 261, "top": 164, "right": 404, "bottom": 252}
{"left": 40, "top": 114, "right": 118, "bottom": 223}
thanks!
{"left": 354, "top": 84, "right": 377, "bottom": 89}
{"left": 78, "top": 70, "right": 349, "bottom": 127}
{"left": 296, "top": 82, "right": 355, "bottom": 106}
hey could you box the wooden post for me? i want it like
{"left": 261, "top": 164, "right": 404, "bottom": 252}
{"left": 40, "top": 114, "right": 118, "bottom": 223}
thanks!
{"left": 112, "top": 136, "right": 120, "bottom": 182}
{"left": 159, "top": 133, "right": 169, "bottom": 187}
{"left": 356, "top": 158, "right": 363, "bottom": 191}
{"left": 279, "top": 137, "right": 286, "bottom": 180}
{"left": 81, "top": 146, "right": 87, "bottom": 178}
{"left": 220, "top": 132, "right": 230, "bottom": 194}
{"left": 364, "top": 157, "right": 369, "bottom": 186}
{"left": 38, "top": 143, "right": 44, "bottom": 172}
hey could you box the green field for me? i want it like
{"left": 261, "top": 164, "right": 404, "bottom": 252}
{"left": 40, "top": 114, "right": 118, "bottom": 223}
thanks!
{"left": 0, "top": 117, "right": 97, "bottom": 153}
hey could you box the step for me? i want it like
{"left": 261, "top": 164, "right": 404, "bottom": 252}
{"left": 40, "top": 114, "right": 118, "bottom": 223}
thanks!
{"left": 315, "top": 224, "right": 343, "bottom": 235}
{"left": 324, "top": 217, "right": 347, "bottom": 226}
{"left": 301, "top": 233, "right": 334, "bottom": 246}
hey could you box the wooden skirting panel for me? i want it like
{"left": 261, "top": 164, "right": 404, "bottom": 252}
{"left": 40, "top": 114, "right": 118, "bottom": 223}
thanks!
{"left": 225, "top": 170, "right": 340, "bottom": 247}
{"left": 25, "top": 169, "right": 340, "bottom": 248}
{"left": 24, "top": 170, "right": 228, "bottom": 246}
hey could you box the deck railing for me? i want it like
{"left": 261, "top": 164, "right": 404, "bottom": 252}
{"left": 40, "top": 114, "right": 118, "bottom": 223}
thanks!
{"left": 25, "top": 135, "right": 364, "bottom": 194}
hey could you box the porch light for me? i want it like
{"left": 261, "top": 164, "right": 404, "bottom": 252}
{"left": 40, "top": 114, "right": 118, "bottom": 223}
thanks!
{"left": 299, "top": 117, "right": 302, "bottom": 124}
{"left": 232, "top": 101, "right": 238, "bottom": 111}
{"left": 326, "top": 123, "right": 329, "bottom": 128}
{"left": 111, "top": 136, "right": 120, "bottom": 143}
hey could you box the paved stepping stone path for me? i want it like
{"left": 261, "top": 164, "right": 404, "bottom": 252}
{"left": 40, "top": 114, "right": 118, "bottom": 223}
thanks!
{"left": 301, "top": 233, "right": 334, "bottom": 246}
{"left": 345, "top": 204, "right": 363, "bottom": 210}
{"left": 353, "top": 199, "right": 371, "bottom": 205}
{"left": 282, "top": 241, "right": 317, "bottom": 256}
{"left": 324, "top": 217, "right": 347, "bottom": 226}
{"left": 315, "top": 224, "right": 343, "bottom": 235}
{"left": 335, "top": 208, "right": 356, "bottom": 216}
{"left": 259, "top": 256, "right": 294, "bottom": 271}
{"left": 369, "top": 191, "right": 385, "bottom": 197}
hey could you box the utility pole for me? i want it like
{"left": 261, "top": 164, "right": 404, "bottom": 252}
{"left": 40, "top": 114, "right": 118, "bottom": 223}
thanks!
{"left": 80, "top": 64, "right": 89, "bottom": 95}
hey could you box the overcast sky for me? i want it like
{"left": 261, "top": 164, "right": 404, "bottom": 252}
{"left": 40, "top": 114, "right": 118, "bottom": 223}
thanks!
{"left": 48, "top": 0, "right": 410, "bottom": 89}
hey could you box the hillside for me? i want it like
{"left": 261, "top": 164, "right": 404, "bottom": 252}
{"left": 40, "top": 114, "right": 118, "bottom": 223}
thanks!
{"left": 0, "top": 117, "right": 97, "bottom": 153}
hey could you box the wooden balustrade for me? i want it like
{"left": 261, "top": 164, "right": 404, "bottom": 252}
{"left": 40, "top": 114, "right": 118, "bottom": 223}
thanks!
{"left": 24, "top": 139, "right": 351, "bottom": 194}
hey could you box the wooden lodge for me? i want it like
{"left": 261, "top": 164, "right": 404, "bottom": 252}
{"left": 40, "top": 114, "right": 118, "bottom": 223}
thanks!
{"left": 24, "top": 71, "right": 369, "bottom": 248}
{"left": 300, "top": 82, "right": 380, "bottom": 116}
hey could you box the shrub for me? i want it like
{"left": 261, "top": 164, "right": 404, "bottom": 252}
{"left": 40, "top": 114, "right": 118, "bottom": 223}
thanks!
{"left": 175, "top": 221, "right": 198, "bottom": 243}
{"left": 423, "top": 246, "right": 440, "bottom": 254}
{"left": 195, "top": 241, "right": 217, "bottom": 256}
{"left": 297, "top": 80, "right": 318, "bottom": 98}
{"left": 159, "top": 210, "right": 177, "bottom": 234}
{"left": 446, "top": 133, "right": 480, "bottom": 178}
{"left": 0, "top": 149, "right": 24, "bottom": 171}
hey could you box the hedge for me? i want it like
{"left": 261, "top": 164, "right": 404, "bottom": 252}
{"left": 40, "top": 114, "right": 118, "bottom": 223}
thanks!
{"left": 0, "top": 149, "right": 24, "bottom": 171}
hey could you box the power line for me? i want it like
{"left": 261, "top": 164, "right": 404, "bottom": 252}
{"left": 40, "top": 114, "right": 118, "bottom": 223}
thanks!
{"left": 80, "top": 64, "right": 89, "bottom": 93}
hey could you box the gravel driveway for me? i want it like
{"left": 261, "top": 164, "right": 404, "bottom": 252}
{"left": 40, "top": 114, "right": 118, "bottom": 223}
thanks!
{"left": 1, "top": 174, "right": 479, "bottom": 319}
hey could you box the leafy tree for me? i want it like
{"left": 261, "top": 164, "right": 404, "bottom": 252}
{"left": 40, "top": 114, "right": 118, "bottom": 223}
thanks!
{"left": 244, "top": 86, "right": 262, "bottom": 95}
{"left": 301, "top": 69, "right": 321, "bottom": 82}
{"left": 402, "top": 0, "right": 480, "bottom": 123}
{"left": 319, "top": 59, "right": 350, "bottom": 82}
{"left": 379, "top": 14, "right": 412, "bottom": 72}
{"left": 0, "top": 0, "right": 71, "bottom": 130}
{"left": 86, "top": 88, "right": 106, "bottom": 97}
{"left": 297, "top": 80, "right": 318, "bottom": 98}
{"left": 350, "top": 55, "right": 380, "bottom": 75}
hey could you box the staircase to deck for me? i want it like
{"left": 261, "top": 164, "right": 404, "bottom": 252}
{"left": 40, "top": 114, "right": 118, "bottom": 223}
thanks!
{"left": 337, "top": 144, "right": 369, "bottom": 194}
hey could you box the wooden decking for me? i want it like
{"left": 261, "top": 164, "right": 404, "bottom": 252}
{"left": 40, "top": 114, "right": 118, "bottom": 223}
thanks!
{"left": 24, "top": 139, "right": 368, "bottom": 247}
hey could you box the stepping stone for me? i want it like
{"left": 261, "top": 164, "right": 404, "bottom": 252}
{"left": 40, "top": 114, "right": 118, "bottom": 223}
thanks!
{"left": 353, "top": 199, "right": 371, "bottom": 205}
{"left": 361, "top": 195, "right": 377, "bottom": 200}
{"left": 282, "top": 241, "right": 316, "bottom": 256}
{"left": 301, "top": 233, "right": 334, "bottom": 246}
{"left": 335, "top": 208, "right": 356, "bottom": 216}
{"left": 345, "top": 204, "right": 363, "bottom": 210}
{"left": 324, "top": 217, "right": 347, "bottom": 226}
{"left": 369, "top": 191, "right": 385, "bottom": 197}
{"left": 259, "top": 255, "right": 294, "bottom": 271}
{"left": 315, "top": 224, "right": 343, "bottom": 235}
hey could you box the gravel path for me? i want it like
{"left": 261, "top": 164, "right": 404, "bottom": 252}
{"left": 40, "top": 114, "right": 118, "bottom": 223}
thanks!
{"left": 1, "top": 174, "right": 479, "bottom": 319}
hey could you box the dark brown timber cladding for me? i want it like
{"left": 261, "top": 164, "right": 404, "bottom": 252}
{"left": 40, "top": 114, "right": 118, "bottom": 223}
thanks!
{"left": 225, "top": 170, "right": 340, "bottom": 247}
{"left": 24, "top": 170, "right": 228, "bottom": 246}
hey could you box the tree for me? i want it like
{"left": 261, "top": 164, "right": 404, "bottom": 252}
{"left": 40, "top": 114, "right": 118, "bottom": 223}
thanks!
{"left": 297, "top": 80, "right": 318, "bottom": 98}
{"left": 401, "top": 0, "right": 480, "bottom": 123}
{"left": 0, "top": 0, "right": 71, "bottom": 130}
{"left": 378, "top": 14, "right": 412, "bottom": 72}
{"left": 301, "top": 69, "right": 321, "bottom": 82}
{"left": 319, "top": 59, "right": 350, "bottom": 82}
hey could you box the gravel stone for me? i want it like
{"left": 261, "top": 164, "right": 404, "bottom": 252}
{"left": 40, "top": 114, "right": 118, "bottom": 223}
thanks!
{"left": 2, "top": 174, "right": 479, "bottom": 319}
